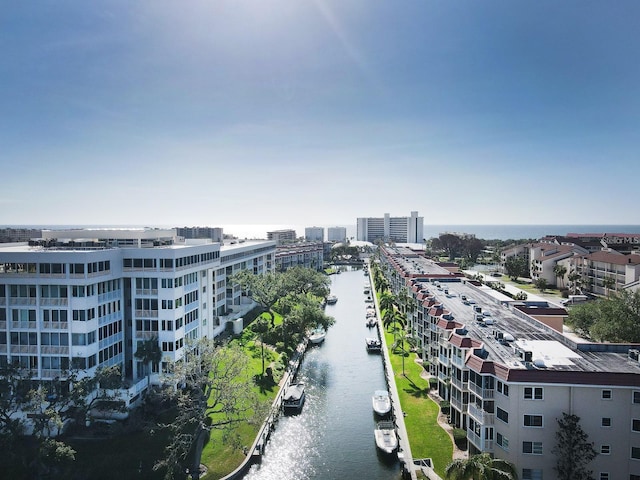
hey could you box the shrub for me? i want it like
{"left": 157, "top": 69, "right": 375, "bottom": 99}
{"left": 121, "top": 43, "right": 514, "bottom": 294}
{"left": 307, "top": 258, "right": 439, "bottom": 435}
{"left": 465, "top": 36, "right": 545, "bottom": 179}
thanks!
{"left": 452, "top": 428, "right": 468, "bottom": 450}
{"left": 428, "top": 377, "right": 438, "bottom": 390}
{"left": 440, "top": 400, "right": 450, "bottom": 415}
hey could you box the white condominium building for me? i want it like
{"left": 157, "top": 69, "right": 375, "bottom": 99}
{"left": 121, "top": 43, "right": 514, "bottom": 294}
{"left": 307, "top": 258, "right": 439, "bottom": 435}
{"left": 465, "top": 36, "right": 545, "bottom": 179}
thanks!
{"left": 304, "top": 226, "right": 324, "bottom": 242}
{"left": 327, "top": 227, "right": 347, "bottom": 243}
{"left": 0, "top": 228, "right": 275, "bottom": 398}
{"left": 356, "top": 211, "right": 424, "bottom": 244}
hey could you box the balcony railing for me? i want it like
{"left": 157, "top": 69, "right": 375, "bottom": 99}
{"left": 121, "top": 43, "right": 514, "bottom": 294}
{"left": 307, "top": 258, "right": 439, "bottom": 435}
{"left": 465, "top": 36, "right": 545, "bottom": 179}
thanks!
{"left": 468, "top": 403, "right": 495, "bottom": 425}
{"left": 451, "top": 376, "right": 468, "bottom": 390}
{"left": 468, "top": 382, "right": 495, "bottom": 399}
{"left": 451, "top": 355, "right": 465, "bottom": 368}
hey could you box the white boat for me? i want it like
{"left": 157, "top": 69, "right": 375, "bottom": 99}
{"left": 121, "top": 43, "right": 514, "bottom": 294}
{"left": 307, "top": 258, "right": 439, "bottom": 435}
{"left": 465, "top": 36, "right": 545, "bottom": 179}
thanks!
{"left": 366, "top": 337, "right": 382, "bottom": 352}
{"left": 366, "top": 317, "right": 377, "bottom": 328}
{"left": 308, "top": 328, "right": 326, "bottom": 344}
{"left": 374, "top": 421, "right": 398, "bottom": 454}
{"left": 372, "top": 390, "right": 392, "bottom": 416}
{"left": 326, "top": 295, "right": 338, "bottom": 305}
{"left": 283, "top": 383, "right": 306, "bottom": 412}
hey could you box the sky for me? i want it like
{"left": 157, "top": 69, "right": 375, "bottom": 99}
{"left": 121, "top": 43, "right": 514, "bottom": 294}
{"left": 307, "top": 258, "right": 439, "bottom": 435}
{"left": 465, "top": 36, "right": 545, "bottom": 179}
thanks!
{"left": 1, "top": 1, "right": 639, "bottom": 227}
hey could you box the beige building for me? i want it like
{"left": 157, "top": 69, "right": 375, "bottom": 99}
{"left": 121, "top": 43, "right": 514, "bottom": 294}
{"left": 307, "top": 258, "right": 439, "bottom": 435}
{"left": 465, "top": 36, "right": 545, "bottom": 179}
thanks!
{"left": 378, "top": 244, "right": 640, "bottom": 480}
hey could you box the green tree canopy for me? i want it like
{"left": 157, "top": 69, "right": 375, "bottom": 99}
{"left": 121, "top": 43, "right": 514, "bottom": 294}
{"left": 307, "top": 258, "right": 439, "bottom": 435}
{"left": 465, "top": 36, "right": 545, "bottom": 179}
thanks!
{"left": 566, "top": 290, "right": 640, "bottom": 342}
{"left": 445, "top": 452, "right": 518, "bottom": 480}
{"left": 504, "top": 255, "right": 528, "bottom": 280}
{"left": 552, "top": 412, "right": 597, "bottom": 480}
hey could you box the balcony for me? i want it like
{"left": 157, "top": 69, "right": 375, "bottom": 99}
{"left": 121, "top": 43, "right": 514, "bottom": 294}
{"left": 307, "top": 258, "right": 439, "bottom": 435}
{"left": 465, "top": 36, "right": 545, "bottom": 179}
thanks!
{"left": 468, "top": 382, "right": 494, "bottom": 399}
{"left": 468, "top": 403, "right": 495, "bottom": 425}
{"left": 438, "top": 354, "right": 450, "bottom": 366}
{"left": 451, "top": 355, "right": 465, "bottom": 368}
{"left": 450, "top": 396, "right": 468, "bottom": 411}
{"left": 451, "top": 376, "right": 468, "bottom": 390}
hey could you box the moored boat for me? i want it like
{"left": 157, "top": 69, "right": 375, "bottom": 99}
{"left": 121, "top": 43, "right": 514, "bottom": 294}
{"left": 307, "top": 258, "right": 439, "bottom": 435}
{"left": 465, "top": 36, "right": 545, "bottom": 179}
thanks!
{"left": 282, "top": 383, "right": 306, "bottom": 412}
{"left": 372, "top": 390, "right": 392, "bottom": 416}
{"left": 366, "top": 317, "right": 377, "bottom": 328}
{"left": 308, "top": 328, "right": 326, "bottom": 344}
{"left": 374, "top": 421, "right": 398, "bottom": 454}
{"left": 366, "top": 337, "right": 382, "bottom": 352}
{"left": 326, "top": 295, "right": 338, "bottom": 305}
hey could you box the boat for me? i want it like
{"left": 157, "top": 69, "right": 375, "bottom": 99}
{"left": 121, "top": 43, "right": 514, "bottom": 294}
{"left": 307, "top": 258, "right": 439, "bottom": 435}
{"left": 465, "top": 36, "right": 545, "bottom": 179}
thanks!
{"left": 282, "top": 383, "right": 306, "bottom": 412}
{"left": 374, "top": 421, "right": 398, "bottom": 454}
{"left": 365, "top": 296, "right": 373, "bottom": 303}
{"left": 372, "top": 390, "right": 392, "bottom": 416}
{"left": 326, "top": 295, "right": 338, "bottom": 305}
{"left": 366, "top": 337, "right": 382, "bottom": 352}
{"left": 308, "top": 328, "right": 326, "bottom": 344}
{"left": 366, "top": 317, "right": 377, "bottom": 328}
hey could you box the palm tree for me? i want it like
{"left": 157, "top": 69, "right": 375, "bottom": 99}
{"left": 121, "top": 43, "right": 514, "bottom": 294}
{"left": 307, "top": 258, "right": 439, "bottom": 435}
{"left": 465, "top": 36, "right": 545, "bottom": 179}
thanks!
{"left": 252, "top": 317, "right": 270, "bottom": 375}
{"left": 445, "top": 453, "right": 518, "bottom": 480}
{"left": 379, "top": 292, "right": 395, "bottom": 314}
{"left": 553, "top": 264, "right": 567, "bottom": 288}
{"left": 134, "top": 337, "right": 162, "bottom": 391}
{"left": 568, "top": 270, "right": 581, "bottom": 295}
{"left": 602, "top": 276, "right": 616, "bottom": 297}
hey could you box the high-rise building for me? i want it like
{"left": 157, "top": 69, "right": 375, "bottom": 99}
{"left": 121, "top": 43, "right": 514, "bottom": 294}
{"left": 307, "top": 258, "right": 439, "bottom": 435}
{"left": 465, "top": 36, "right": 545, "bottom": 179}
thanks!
{"left": 0, "top": 228, "right": 275, "bottom": 407}
{"left": 304, "top": 226, "right": 324, "bottom": 242}
{"left": 357, "top": 211, "right": 424, "bottom": 243}
{"left": 327, "top": 226, "right": 347, "bottom": 243}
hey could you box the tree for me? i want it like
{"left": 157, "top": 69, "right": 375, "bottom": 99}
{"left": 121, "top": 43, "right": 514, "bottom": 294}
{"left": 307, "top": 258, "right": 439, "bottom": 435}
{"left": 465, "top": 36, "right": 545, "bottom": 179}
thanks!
{"left": 566, "top": 290, "right": 640, "bottom": 342}
{"left": 552, "top": 412, "right": 597, "bottom": 480}
{"left": 445, "top": 452, "right": 518, "bottom": 480}
{"left": 231, "top": 270, "right": 287, "bottom": 327}
{"left": 504, "top": 255, "right": 528, "bottom": 280}
{"left": 534, "top": 278, "right": 548, "bottom": 293}
{"left": 251, "top": 317, "right": 271, "bottom": 375}
{"left": 553, "top": 264, "right": 567, "bottom": 288}
{"left": 568, "top": 270, "right": 582, "bottom": 295}
{"left": 282, "top": 266, "right": 330, "bottom": 299}
{"left": 462, "top": 237, "right": 484, "bottom": 264}
{"left": 134, "top": 336, "right": 163, "bottom": 390}
{"left": 379, "top": 292, "right": 395, "bottom": 314}
{"left": 602, "top": 276, "right": 616, "bottom": 297}
{"left": 156, "top": 340, "right": 263, "bottom": 480}
{"left": 437, "top": 234, "right": 463, "bottom": 261}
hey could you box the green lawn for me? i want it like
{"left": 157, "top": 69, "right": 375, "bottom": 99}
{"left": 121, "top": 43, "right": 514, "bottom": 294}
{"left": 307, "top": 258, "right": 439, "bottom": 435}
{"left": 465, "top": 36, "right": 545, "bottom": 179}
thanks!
{"left": 383, "top": 329, "right": 453, "bottom": 478}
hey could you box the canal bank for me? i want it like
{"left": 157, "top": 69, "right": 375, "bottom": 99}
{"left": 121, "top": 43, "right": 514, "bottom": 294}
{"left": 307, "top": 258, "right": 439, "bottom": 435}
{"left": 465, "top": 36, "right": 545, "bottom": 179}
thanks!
{"left": 242, "top": 267, "right": 403, "bottom": 480}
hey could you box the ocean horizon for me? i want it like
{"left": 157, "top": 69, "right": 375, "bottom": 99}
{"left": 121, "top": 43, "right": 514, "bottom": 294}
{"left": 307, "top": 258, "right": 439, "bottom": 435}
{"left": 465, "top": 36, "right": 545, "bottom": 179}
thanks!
{"left": 4, "top": 224, "right": 640, "bottom": 242}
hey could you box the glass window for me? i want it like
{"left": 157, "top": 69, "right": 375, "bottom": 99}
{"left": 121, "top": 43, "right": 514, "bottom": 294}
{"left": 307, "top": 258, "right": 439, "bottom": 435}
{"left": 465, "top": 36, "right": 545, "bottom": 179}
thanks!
{"left": 524, "top": 387, "right": 543, "bottom": 400}
{"left": 601, "top": 445, "right": 610, "bottom": 455}
{"left": 523, "top": 441, "right": 543, "bottom": 455}
{"left": 602, "top": 390, "right": 612, "bottom": 400}
{"left": 524, "top": 415, "right": 543, "bottom": 427}
{"left": 497, "top": 407, "right": 509, "bottom": 423}
{"left": 602, "top": 417, "right": 611, "bottom": 427}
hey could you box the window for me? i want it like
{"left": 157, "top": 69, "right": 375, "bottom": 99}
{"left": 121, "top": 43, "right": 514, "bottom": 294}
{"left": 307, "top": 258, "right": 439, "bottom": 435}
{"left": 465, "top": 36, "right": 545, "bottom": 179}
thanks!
{"left": 524, "top": 415, "right": 543, "bottom": 427}
{"left": 524, "top": 387, "right": 543, "bottom": 400}
{"left": 633, "top": 419, "right": 640, "bottom": 432}
{"left": 632, "top": 446, "right": 640, "bottom": 459}
{"left": 599, "top": 474, "right": 609, "bottom": 480}
{"left": 522, "top": 469, "right": 543, "bottom": 480}
{"left": 496, "top": 432, "right": 509, "bottom": 450}
{"left": 523, "top": 441, "right": 543, "bottom": 455}
{"left": 497, "top": 407, "right": 509, "bottom": 423}
{"left": 602, "top": 390, "right": 612, "bottom": 400}
{"left": 601, "top": 445, "right": 610, "bottom": 455}
{"left": 602, "top": 417, "right": 611, "bottom": 427}
{"left": 634, "top": 391, "right": 640, "bottom": 404}
{"left": 497, "top": 381, "right": 509, "bottom": 396}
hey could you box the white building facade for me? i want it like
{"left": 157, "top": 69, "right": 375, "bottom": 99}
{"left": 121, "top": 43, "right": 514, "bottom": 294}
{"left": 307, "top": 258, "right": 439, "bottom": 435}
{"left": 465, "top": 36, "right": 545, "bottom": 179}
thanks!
{"left": 327, "top": 226, "right": 347, "bottom": 243}
{"left": 0, "top": 229, "right": 275, "bottom": 399}
{"left": 357, "top": 211, "right": 424, "bottom": 243}
{"left": 304, "top": 226, "right": 324, "bottom": 242}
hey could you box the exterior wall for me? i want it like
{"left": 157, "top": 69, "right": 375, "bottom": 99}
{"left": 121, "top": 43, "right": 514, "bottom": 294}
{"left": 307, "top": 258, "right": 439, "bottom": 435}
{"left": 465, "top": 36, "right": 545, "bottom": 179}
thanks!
{"left": 267, "top": 230, "right": 297, "bottom": 245}
{"left": 275, "top": 242, "right": 323, "bottom": 272}
{"left": 0, "top": 234, "right": 276, "bottom": 392}
{"left": 327, "top": 227, "right": 347, "bottom": 243}
{"left": 356, "top": 212, "right": 424, "bottom": 243}
{"left": 304, "top": 227, "right": 324, "bottom": 242}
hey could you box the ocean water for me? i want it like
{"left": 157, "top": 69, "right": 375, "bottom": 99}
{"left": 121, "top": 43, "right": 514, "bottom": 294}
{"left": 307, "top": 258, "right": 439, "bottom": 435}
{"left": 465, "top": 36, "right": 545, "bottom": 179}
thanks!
{"left": 218, "top": 224, "right": 640, "bottom": 242}
{"left": 4, "top": 224, "right": 640, "bottom": 242}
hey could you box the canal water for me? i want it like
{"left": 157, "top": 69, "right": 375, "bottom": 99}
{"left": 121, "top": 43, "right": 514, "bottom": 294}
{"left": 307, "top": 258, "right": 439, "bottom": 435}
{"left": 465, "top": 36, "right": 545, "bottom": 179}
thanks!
{"left": 243, "top": 267, "right": 402, "bottom": 480}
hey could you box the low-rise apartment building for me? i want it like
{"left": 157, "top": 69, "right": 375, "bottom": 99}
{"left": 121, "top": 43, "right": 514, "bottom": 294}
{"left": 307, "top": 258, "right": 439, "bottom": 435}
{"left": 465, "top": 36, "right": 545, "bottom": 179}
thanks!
{"left": 378, "top": 244, "right": 640, "bottom": 479}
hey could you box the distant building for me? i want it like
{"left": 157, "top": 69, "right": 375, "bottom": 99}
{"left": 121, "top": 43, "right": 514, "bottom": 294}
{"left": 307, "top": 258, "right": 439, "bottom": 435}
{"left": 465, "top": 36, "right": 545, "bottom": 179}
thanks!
{"left": 0, "top": 228, "right": 42, "bottom": 243}
{"left": 327, "top": 226, "right": 347, "bottom": 243}
{"left": 304, "top": 226, "right": 324, "bottom": 242}
{"left": 267, "top": 229, "right": 297, "bottom": 245}
{"left": 356, "top": 211, "right": 423, "bottom": 243}
{"left": 175, "top": 226, "right": 223, "bottom": 243}
{"left": 275, "top": 242, "right": 323, "bottom": 271}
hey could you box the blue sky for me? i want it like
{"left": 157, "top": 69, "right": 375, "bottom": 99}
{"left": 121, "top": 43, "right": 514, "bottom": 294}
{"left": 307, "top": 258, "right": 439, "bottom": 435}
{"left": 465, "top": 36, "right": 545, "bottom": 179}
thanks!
{"left": 1, "top": 1, "right": 639, "bottom": 226}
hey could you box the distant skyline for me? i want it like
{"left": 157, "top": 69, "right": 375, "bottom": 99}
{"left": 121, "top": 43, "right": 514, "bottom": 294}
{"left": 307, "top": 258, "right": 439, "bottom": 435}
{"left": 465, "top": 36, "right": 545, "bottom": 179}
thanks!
{"left": 2, "top": 1, "right": 639, "bottom": 226}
